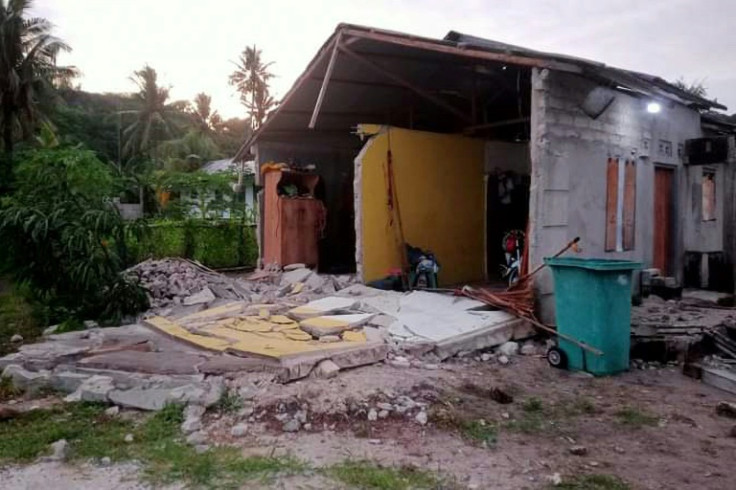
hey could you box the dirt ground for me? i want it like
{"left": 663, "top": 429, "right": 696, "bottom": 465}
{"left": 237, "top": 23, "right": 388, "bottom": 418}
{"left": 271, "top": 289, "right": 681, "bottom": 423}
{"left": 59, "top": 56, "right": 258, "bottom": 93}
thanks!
{"left": 3, "top": 351, "right": 736, "bottom": 489}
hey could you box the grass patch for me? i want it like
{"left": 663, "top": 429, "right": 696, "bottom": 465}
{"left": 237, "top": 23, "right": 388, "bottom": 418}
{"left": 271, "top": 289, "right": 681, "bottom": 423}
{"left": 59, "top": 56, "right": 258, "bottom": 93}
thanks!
{"left": 553, "top": 474, "right": 630, "bottom": 490}
{"left": 0, "top": 376, "right": 22, "bottom": 401}
{"left": 329, "top": 460, "right": 443, "bottom": 490}
{"left": 458, "top": 419, "right": 497, "bottom": 446}
{"left": 0, "top": 281, "right": 41, "bottom": 355}
{"left": 0, "top": 402, "right": 303, "bottom": 488}
{"left": 614, "top": 407, "right": 658, "bottom": 428}
{"left": 213, "top": 390, "right": 243, "bottom": 414}
{"left": 522, "top": 397, "right": 543, "bottom": 413}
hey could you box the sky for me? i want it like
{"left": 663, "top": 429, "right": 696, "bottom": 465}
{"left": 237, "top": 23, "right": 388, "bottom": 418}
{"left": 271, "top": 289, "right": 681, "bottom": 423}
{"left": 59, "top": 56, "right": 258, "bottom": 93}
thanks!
{"left": 32, "top": 0, "right": 736, "bottom": 118}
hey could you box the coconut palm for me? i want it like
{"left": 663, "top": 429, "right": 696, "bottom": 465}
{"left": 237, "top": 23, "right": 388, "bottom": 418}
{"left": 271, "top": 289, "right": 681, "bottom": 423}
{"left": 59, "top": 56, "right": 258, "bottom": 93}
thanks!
{"left": 121, "top": 65, "right": 177, "bottom": 163}
{"left": 190, "top": 92, "right": 221, "bottom": 134}
{"left": 229, "top": 45, "right": 276, "bottom": 130}
{"left": 0, "top": 0, "right": 77, "bottom": 168}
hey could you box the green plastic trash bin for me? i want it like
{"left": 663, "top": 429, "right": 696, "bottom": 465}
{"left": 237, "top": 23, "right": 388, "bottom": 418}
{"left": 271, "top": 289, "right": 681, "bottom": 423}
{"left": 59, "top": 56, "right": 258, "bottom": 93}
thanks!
{"left": 544, "top": 257, "right": 641, "bottom": 375}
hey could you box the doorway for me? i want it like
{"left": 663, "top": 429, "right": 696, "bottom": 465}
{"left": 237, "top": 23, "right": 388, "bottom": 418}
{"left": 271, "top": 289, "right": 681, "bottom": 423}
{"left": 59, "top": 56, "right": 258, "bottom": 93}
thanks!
{"left": 486, "top": 171, "right": 530, "bottom": 282}
{"left": 653, "top": 167, "right": 675, "bottom": 274}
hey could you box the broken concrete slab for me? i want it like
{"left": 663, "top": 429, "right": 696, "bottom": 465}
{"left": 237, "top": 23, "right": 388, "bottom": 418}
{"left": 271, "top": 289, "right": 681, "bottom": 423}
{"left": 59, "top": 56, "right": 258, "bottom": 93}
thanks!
{"left": 435, "top": 318, "right": 533, "bottom": 360}
{"left": 702, "top": 367, "right": 736, "bottom": 396}
{"left": 77, "top": 351, "right": 207, "bottom": 375}
{"left": 197, "top": 355, "right": 282, "bottom": 375}
{"left": 288, "top": 297, "right": 358, "bottom": 320}
{"left": 313, "top": 359, "right": 340, "bottom": 379}
{"left": 183, "top": 287, "right": 216, "bottom": 306}
{"left": 48, "top": 371, "right": 90, "bottom": 393}
{"left": 1, "top": 364, "right": 50, "bottom": 394}
{"left": 299, "top": 314, "right": 374, "bottom": 337}
{"left": 65, "top": 375, "right": 116, "bottom": 403}
{"left": 280, "top": 268, "right": 313, "bottom": 286}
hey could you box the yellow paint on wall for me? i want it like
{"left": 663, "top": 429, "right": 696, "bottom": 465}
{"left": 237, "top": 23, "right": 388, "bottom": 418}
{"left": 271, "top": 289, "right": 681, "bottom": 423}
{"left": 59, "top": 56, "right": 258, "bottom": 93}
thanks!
{"left": 359, "top": 126, "right": 486, "bottom": 285}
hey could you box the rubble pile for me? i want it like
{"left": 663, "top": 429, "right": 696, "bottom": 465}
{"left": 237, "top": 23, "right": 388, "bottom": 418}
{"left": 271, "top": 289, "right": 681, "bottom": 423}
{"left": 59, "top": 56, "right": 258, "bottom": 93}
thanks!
{"left": 127, "top": 258, "right": 249, "bottom": 309}
{"left": 126, "top": 259, "right": 358, "bottom": 312}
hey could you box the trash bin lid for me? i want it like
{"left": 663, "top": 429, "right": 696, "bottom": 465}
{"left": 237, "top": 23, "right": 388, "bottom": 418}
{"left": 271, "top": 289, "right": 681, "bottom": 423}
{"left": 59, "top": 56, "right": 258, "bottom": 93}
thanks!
{"left": 544, "top": 256, "right": 641, "bottom": 271}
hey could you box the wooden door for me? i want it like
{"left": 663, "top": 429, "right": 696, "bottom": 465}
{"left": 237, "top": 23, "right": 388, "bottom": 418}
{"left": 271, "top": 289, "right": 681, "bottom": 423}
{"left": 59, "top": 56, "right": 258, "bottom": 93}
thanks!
{"left": 653, "top": 167, "right": 674, "bottom": 274}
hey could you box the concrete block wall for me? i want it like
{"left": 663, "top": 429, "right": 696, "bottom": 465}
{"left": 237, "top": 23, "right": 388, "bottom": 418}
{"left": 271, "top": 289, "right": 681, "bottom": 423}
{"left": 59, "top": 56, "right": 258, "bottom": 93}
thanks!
{"left": 530, "top": 68, "right": 703, "bottom": 321}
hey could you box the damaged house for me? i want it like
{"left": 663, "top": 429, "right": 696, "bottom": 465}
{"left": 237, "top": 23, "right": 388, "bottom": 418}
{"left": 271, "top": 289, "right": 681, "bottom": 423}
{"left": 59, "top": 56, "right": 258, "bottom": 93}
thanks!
{"left": 234, "top": 23, "right": 735, "bottom": 321}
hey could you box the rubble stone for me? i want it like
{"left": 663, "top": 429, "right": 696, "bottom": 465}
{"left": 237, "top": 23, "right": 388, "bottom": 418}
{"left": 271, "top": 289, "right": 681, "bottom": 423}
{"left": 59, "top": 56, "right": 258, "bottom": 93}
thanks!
{"left": 230, "top": 423, "right": 249, "bottom": 437}
{"left": 368, "top": 408, "right": 378, "bottom": 421}
{"left": 569, "top": 445, "right": 588, "bottom": 456}
{"left": 283, "top": 263, "right": 306, "bottom": 271}
{"left": 313, "top": 359, "right": 340, "bottom": 379}
{"left": 520, "top": 343, "right": 537, "bottom": 356}
{"left": 415, "top": 411, "right": 428, "bottom": 425}
{"left": 282, "top": 419, "right": 301, "bottom": 432}
{"left": 716, "top": 401, "right": 736, "bottom": 419}
{"left": 48, "top": 439, "right": 68, "bottom": 461}
{"left": 49, "top": 371, "right": 90, "bottom": 393}
{"left": 498, "top": 355, "right": 510, "bottom": 365}
{"left": 10, "top": 334, "right": 23, "bottom": 343}
{"left": 388, "top": 356, "right": 411, "bottom": 368}
{"left": 64, "top": 375, "right": 115, "bottom": 403}
{"left": 498, "top": 341, "right": 519, "bottom": 356}
{"left": 2, "top": 365, "right": 50, "bottom": 394}
{"left": 281, "top": 268, "right": 313, "bottom": 286}
{"left": 186, "top": 431, "right": 208, "bottom": 445}
{"left": 183, "top": 287, "right": 216, "bottom": 306}
{"left": 181, "top": 417, "right": 203, "bottom": 434}
{"left": 124, "top": 434, "right": 134, "bottom": 443}
{"left": 105, "top": 406, "right": 120, "bottom": 417}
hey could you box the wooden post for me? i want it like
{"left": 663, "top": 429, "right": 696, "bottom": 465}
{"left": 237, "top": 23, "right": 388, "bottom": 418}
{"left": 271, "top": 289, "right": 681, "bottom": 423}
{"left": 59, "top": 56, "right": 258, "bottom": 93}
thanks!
{"left": 309, "top": 33, "right": 342, "bottom": 129}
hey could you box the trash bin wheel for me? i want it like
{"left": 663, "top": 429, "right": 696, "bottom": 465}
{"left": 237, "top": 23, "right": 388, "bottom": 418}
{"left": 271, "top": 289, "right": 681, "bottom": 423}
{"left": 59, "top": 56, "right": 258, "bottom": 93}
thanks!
{"left": 547, "top": 346, "right": 567, "bottom": 369}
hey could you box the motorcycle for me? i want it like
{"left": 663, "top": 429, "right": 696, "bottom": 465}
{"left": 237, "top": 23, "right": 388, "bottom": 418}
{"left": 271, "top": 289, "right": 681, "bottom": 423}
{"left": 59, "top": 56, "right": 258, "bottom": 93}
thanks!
{"left": 500, "top": 230, "right": 525, "bottom": 286}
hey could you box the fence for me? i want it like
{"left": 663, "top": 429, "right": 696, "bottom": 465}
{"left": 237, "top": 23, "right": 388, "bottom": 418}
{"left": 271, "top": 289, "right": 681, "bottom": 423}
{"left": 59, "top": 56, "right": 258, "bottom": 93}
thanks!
{"left": 127, "top": 219, "right": 257, "bottom": 269}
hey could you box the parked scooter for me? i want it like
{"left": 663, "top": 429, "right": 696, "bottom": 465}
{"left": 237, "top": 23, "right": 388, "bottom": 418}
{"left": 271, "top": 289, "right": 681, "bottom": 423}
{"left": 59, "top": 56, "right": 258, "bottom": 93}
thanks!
{"left": 500, "top": 230, "right": 525, "bottom": 286}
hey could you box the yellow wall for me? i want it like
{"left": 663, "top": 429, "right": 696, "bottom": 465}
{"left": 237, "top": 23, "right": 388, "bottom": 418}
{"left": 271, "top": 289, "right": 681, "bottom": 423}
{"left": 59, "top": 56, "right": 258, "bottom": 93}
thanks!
{"left": 359, "top": 126, "right": 486, "bottom": 286}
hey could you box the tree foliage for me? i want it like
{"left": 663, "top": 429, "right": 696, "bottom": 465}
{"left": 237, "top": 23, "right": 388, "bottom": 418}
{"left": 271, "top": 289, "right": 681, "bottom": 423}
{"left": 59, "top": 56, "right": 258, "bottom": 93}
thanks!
{"left": 121, "top": 65, "right": 179, "bottom": 163}
{"left": 674, "top": 77, "right": 708, "bottom": 98}
{"left": 0, "top": 0, "right": 78, "bottom": 187}
{"left": 0, "top": 147, "right": 148, "bottom": 324}
{"left": 229, "top": 45, "right": 277, "bottom": 130}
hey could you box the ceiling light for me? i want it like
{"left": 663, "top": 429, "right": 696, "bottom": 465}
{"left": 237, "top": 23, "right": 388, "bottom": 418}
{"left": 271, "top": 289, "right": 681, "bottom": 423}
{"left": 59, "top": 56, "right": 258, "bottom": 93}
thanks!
{"left": 647, "top": 102, "right": 662, "bottom": 114}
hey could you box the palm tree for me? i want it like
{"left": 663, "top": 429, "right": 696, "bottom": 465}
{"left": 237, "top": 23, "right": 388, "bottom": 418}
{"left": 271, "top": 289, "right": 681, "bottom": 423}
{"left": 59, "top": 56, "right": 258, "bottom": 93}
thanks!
{"left": 0, "top": 0, "right": 77, "bottom": 172}
{"left": 229, "top": 45, "right": 276, "bottom": 130}
{"left": 121, "top": 65, "right": 177, "bottom": 164}
{"left": 190, "top": 92, "right": 221, "bottom": 134}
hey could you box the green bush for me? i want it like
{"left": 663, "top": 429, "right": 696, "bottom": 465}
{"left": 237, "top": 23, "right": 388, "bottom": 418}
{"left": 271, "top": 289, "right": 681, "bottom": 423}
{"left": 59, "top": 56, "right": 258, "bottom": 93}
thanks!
{"left": 0, "top": 148, "right": 148, "bottom": 325}
{"left": 129, "top": 219, "right": 257, "bottom": 269}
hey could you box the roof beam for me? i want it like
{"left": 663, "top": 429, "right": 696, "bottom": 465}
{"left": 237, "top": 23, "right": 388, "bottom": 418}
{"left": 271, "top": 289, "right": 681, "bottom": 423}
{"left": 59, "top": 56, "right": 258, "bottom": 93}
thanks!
{"left": 341, "top": 27, "right": 582, "bottom": 73}
{"left": 338, "top": 44, "right": 472, "bottom": 123}
{"left": 308, "top": 76, "right": 407, "bottom": 91}
{"left": 309, "top": 33, "right": 342, "bottom": 129}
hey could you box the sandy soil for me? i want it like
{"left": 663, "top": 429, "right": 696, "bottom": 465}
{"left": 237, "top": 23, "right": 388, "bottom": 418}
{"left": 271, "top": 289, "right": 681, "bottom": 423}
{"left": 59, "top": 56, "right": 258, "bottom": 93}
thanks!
{"left": 2, "top": 355, "right": 736, "bottom": 489}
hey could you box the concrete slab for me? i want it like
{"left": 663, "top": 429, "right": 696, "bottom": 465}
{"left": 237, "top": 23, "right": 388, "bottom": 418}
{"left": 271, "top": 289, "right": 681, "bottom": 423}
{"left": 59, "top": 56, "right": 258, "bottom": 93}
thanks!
{"left": 288, "top": 297, "right": 358, "bottom": 320}
{"left": 300, "top": 314, "right": 374, "bottom": 337}
{"left": 77, "top": 351, "right": 207, "bottom": 375}
{"left": 434, "top": 318, "right": 532, "bottom": 360}
{"left": 144, "top": 317, "right": 231, "bottom": 352}
{"left": 702, "top": 367, "right": 736, "bottom": 396}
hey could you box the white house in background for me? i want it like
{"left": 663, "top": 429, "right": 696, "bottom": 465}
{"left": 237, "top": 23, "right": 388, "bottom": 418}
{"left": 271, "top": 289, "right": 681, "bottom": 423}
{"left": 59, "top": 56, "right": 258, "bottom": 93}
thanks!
{"left": 182, "top": 158, "right": 257, "bottom": 220}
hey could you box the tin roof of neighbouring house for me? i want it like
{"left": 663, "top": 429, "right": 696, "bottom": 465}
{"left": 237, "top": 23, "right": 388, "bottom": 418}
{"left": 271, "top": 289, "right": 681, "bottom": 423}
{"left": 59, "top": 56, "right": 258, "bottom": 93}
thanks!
{"left": 201, "top": 158, "right": 255, "bottom": 174}
{"left": 234, "top": 23, "right": 727, "bottom": 160}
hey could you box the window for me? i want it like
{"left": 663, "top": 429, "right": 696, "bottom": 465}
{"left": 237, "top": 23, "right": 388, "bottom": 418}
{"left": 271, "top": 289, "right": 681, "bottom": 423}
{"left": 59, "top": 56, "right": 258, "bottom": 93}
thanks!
{"left": 702, "top": 170, "right": 716, "bottom": 221}
{"left": 605, "top": 158, "right": 637, "bottom": 251}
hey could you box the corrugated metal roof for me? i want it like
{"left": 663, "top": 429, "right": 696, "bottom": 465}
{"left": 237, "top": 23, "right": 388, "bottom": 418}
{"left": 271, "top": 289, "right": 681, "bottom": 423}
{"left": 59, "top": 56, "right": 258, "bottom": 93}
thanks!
{"left": 201, "top": 158, "right": 255, "bottom": 174}
{"left": 235, "top": 23, "right": 727, "bottom": 160}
